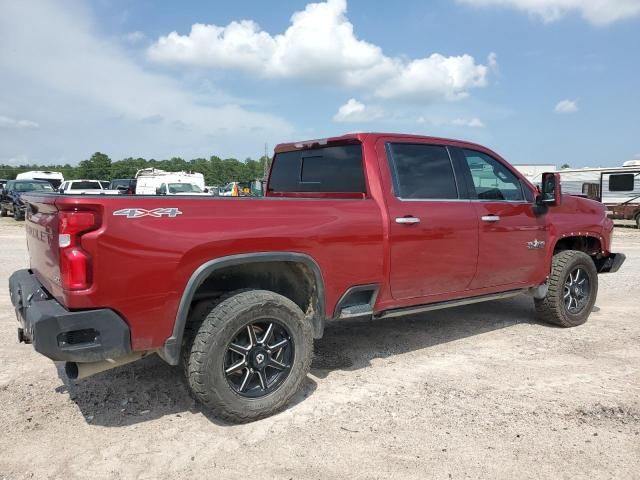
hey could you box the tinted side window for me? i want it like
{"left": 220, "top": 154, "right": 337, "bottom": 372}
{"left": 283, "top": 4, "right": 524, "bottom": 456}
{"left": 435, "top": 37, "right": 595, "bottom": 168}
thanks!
{"left": 463, "top": 150, "right": 524, "bottom": 201}
{"left": 269, "top": 144, "right": 365, "bottom": 193}
{"left": 386, "top": 143, "right": 458, "bottom": 199}
{"left": 609, "top": 173, "right": 634, "bottom": 192}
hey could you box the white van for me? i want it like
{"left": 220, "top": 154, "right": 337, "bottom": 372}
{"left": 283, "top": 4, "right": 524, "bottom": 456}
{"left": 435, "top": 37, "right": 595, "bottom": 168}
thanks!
{"left": 16, "top": 171, "right": 64, "bottom": 189}
{"left": 134, "top": 168, "right": 208, "bottom": 196}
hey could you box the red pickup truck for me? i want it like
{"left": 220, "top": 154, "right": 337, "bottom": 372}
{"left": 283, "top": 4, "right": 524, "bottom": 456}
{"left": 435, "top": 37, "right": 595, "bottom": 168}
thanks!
{"left": 9, "top": 133, "right": 625, "bottom": 422}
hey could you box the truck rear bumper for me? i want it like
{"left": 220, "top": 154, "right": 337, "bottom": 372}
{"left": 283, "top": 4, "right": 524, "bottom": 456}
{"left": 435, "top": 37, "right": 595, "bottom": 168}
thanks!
{"left": 597, "top": 253, "right": 626, "bottom": 274}
{"left": 8, "top": 269, "right": 131, "bottom": 362}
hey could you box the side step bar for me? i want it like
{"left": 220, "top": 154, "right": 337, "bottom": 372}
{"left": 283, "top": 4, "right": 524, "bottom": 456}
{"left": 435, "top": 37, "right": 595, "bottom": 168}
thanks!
{"left": 374, "top": 289, "right": 527, "bottom": 320}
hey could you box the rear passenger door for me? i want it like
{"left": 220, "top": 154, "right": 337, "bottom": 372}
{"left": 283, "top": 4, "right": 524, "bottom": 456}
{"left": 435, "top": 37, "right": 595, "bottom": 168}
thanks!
{"left": 378, "top": 139, "right": 479, "bottom": 300}
{"left": 455, "top": 148, "right": 547, "bottom": 289}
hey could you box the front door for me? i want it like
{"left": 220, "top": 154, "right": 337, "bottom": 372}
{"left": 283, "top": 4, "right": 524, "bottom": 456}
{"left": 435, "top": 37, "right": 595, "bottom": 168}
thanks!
{"left": 457, "top": 148, "right": 547, "bottom": 288}
{"left": 379, "top": 140, "right": 479, "bottom": 300}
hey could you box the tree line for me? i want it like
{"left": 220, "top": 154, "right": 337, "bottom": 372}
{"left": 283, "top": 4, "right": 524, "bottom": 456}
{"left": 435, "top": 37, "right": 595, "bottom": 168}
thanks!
{"left": 0, "top": 152, "right": 270, "bottom": 186}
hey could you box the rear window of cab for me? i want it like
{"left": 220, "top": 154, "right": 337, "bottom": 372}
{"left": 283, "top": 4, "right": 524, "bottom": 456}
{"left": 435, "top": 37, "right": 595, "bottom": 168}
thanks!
{"left": 268, "top": 144, "right": 366, "bottom": 193}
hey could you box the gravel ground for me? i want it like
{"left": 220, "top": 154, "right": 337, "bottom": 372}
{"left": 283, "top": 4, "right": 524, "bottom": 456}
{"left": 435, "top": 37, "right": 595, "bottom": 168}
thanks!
{"left": 0, "top": 216, "right": 639, "bottom": 479}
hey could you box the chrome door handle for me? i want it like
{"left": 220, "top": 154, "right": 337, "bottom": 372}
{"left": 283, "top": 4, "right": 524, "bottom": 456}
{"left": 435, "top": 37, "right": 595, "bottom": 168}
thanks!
{"left": 481, "top": 215, "right": 500, "bottom": 222}
{"left": 395, "top": 216, "right": 420, "bottom": 224}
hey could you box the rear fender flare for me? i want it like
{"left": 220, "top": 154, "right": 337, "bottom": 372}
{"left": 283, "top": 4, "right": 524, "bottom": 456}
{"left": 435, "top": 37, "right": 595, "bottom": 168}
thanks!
{"left": 162, "top": 252, "right": 325, "bottom": 365}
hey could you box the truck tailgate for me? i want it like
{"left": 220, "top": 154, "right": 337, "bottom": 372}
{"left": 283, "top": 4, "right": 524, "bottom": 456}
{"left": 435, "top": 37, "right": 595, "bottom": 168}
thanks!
{"left": 23, "top": 195, "right": 62, "bottom": 301}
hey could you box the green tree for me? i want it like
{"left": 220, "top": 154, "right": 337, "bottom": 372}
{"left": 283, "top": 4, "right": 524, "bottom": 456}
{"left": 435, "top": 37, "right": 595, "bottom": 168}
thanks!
{"left": 77, "top": 152, "right": 112, "bottom": 180}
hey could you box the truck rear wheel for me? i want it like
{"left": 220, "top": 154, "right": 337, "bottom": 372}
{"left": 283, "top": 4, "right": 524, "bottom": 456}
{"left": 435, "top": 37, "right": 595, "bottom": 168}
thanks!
{"left": 183, "top": 289, "right": 313, "bottom": 422}
{"left": 535, "top": 250, "right": 598, "bottom": 327}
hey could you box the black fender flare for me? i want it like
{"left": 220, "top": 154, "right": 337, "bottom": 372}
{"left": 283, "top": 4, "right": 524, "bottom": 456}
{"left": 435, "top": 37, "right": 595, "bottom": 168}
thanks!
{"left": 162, "top": 252, "right": 326, "bottom": 365}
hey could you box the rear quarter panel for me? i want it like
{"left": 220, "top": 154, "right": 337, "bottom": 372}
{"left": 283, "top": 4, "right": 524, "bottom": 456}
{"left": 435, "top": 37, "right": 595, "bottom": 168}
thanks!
{"left": 52, "top": 196, "right": 384, "bottom": 351}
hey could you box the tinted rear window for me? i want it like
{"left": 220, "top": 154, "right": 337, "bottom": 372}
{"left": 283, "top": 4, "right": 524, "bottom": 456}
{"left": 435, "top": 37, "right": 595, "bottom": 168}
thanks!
{"left": 269, "top": 144, "right": 366, "bottom": 193}
{"left": 70, "top": 181, "right": 101, "bottom": 190}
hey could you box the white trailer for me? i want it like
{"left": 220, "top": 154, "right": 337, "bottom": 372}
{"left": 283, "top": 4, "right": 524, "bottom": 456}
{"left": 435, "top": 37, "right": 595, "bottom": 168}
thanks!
{"left": 531, "top": 165, "right": 640, "bottom": 206}
{"left": 16, "top": 171, "right": 64, "bottom": 189}
{"left": 134, "top": 168, "right": 207, "bottom": 195}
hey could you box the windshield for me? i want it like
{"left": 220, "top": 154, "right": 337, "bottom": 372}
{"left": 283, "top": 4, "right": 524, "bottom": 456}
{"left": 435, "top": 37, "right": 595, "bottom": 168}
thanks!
{"left": 168, "top": 183, "right": 202, "bottom": 193}
{"left": 69, "top": 181, "right": 101, "bottom": 190}
{"left": 14, "top": 182, "right": 54, "bottom": 192}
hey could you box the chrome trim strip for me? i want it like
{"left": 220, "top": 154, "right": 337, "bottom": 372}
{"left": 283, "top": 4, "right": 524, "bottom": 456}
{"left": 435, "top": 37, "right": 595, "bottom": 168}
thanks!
{"left": 375, "top": 289, "right": 527, "bottom": 320}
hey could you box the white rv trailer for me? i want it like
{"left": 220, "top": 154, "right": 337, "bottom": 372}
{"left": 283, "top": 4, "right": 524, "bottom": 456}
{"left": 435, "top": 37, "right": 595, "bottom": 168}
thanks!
{"left": 134, "top": 168, "right": 207, "bottom": 195}
{"left": 531, "top": 164, "right": 640, "bottom": 206}
{"left": 15, "top": 171, "right": 64, "bottom": 189}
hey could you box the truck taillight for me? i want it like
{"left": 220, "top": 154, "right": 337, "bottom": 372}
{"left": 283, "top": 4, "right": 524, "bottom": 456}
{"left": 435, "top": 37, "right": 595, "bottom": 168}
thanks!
{"left": 58, "top": 210, "right": 98, "bottom": 291}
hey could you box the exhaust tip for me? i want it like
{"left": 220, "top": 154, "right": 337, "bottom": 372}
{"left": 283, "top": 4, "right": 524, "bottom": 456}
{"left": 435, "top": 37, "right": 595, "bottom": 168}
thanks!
{"left": 65, "top": 362, "right": 79, "bottom": 380}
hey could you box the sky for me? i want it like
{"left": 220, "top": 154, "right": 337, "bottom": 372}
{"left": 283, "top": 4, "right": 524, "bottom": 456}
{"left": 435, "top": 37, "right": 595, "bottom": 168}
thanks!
{"left": 0, "top": 0, "right": 639, "bottom": 167}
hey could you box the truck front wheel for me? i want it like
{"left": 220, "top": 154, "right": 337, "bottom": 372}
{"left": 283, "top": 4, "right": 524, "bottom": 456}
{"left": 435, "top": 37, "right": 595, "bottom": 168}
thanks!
{"left": 183, "top": 289, "right": 313, "bottom": 422}
{"left": 535, "top": 250, "right": 598, "bottom": 327}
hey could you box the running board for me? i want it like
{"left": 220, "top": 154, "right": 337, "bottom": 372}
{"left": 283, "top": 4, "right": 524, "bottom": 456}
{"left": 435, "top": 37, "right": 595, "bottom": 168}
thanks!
{"left": 374, "top": 289, "right": 527, "bottom": 320}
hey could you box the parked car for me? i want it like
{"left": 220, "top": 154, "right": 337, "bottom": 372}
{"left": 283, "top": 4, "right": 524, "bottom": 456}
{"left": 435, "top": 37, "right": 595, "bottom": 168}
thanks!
{"left": 9, "top": 132, "right": 625, "bottom": 422}
{"left": 1, "top": 179, "right": 54, "bottom": 220}
{"left": 15, "top": 171, "right": 64, "bottom": 189}
{"left": 58, "top": 180, "right": 107, "bottom": 195}
{"left": 109, "top": 178, "right": 137, "bottom": 194}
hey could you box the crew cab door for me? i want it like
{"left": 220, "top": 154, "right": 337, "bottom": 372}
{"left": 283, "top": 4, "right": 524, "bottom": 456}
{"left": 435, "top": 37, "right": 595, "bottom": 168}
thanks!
{"left": 453, "top": 147, "right": 547, "bottom": 288}
{"left": 377, "top": 139, "right": 478, "bottom": 300}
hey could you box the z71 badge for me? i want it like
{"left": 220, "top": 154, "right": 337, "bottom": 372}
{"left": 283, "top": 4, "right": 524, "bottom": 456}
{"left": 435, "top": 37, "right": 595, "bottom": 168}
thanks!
{"left": 113, "top": 208, "right": 182, "bottom": 219}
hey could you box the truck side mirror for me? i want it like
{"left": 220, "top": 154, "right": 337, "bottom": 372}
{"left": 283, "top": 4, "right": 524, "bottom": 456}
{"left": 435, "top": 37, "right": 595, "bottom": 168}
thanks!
{"left": 540, "top": 172, "right": 562, "bottom": 206}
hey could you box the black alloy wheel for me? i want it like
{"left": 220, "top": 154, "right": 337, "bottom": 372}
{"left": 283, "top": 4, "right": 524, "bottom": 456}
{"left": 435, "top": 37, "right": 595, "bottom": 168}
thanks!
{"left": 223, "top": 320, "right": 294, "bottom": 398}
{"left": 564, "top": 267, "right": 591, "bottom": 314}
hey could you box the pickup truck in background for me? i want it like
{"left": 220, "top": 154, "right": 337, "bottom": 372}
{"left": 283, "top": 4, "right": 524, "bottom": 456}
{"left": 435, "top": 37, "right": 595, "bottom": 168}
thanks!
{"left": 58, "top": 180, "right": 112, "bottom": 195}
{"left": 9, "top": 132, "right": 625, "bottom": 422}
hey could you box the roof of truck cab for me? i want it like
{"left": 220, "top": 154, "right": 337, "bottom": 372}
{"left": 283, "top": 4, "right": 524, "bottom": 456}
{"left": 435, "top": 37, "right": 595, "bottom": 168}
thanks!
{"left": 273, "top": 132, "right": 494, "bottom": 154}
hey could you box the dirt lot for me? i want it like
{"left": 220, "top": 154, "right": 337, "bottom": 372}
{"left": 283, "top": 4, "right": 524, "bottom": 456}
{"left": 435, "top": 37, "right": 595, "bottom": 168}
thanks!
{"left": 0, "top": 217, "right": 638, "bottom": 480}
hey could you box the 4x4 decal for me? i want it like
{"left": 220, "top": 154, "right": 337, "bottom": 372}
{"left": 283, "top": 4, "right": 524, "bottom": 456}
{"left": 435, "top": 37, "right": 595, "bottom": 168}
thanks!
{"left": 113, "top": 208, "right": 182, "bottom": 219}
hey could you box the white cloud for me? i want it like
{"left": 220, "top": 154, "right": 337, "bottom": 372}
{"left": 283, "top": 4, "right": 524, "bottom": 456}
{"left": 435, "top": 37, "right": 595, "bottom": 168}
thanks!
{"left": 333, "top": 98, "right": 383, "bottom": 122}
{"left": 452, "top": 117, "right": 485, "bottom": 128}
{"left": 0, "top": 0, "right": 293, "bottom": 163}
{"left": 149, "top": 0, "right": 493, "bottom": 101}
{"left": 554, "top": 99, "right": 578, "bottom": 113}
{"left": 0, "top": 115, "right": 39, "bottom": 129}
{"left": 457, "top": 0, "right": 640, "bottom": 26}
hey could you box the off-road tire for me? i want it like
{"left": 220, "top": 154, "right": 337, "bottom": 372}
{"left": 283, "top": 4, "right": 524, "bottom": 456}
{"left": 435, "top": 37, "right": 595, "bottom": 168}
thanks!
{"left": 535, "top": 250, "right": 598, "bottom": 327}
{"left": 184, "top": 289, "right": 313, "bottom": 423}
{"left": 181, "top": 289, "right": 254, "bottom": 376}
